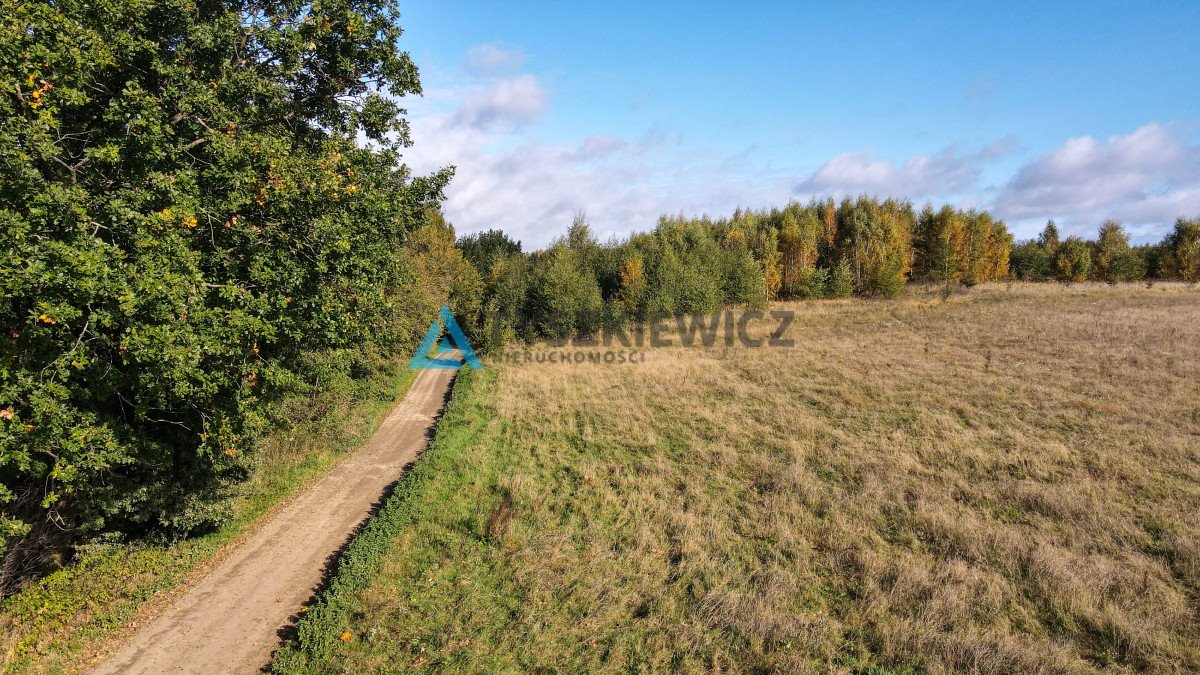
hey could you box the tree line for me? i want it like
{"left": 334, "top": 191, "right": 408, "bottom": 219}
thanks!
{"left": 456, "top": 197, "right": 1014, "bottom": 350}
{"left": 1010, "top": 218, "right": 1200, "bottom": 284}
{"left": 456, "top": 203, "right": 1200, "bottom": 351}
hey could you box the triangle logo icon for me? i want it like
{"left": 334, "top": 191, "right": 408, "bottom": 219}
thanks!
{"left": 408, "top": 305, "right": 484, "bottom": 370}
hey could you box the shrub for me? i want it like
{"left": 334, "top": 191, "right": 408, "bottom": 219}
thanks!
{"left": 721, "top": 248, "right": 769, "bottom": 309}
{"left": 528, "top": 247, "right": 603, "bottom": 340}
{"left": 827, "top": 261, "right": 855, "bottom": 298}
{"left": 1010, "top": 241, "right": 1052, "bottom": 281}
{"left": 1107, "top": 250, "right": 1148, "bottom": 284}
{"left": 1053, "top": 237, "right": 1093, "bottom": 283}
{"left": 867, "top": 258, "right": 907, "bottom": 298}
{"left": 458, "top": 230, "right": 522, "bottom": 278}
{"left": 1092, "top": 221, "right": 1145, "bottom": 283}
{"left": 794, "top": 267, "right": 830, "bottom": 299}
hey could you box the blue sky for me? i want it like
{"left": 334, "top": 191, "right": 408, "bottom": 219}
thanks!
{"left": 394, "top": 1, "right": 1200, "bottom": 247}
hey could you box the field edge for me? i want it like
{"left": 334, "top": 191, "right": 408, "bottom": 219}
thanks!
{"left": 270, "top": 367, "right": 486, "bottom": 673}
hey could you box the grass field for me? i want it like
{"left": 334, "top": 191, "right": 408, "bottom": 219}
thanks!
{"left": 280, "top": 282, "right": 1200, "bottom": 673}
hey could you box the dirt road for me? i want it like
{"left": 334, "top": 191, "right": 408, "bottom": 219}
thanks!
{"left": 93, "top": 367, "right": 457, "bottom": 674}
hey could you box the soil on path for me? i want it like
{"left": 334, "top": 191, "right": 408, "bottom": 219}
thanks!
{"left": 92, "top": 367, "right": 457, "bottom": 674}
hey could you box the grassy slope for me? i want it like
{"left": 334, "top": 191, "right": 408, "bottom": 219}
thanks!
{"left": 279, "top": 283, "right": 1200, "bottom": 674}
{"left": 0, "top": 362, "right": 417, "bottom": 673}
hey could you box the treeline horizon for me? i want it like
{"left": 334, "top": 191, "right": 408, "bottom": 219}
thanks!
{"left": 1010, "top": 218, "right": 1199, "bottom": 283}
{"left": 452, "top": 200, "right": 1200, "bottom": 349}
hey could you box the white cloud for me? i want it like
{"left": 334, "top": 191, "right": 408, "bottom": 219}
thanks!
{"left": 401, "top": 49, "right": 791, "bottom": 248}
{"left": 566, "top": 135, "right": 627, "bottom": 162}
{"left": 994, "top": 123, "right": 1200, "bottom": 237}
{"left": 451, "top": 74, "right": 548, "bottom": 131}
{"left": 405, "top": 109, "right": 778, "bottom": 247}
{"left": 793, "top": 142, "right": 1013, "bottom": 202}
{"left": 462, "top": 43, "right": 525, "bottom": 75}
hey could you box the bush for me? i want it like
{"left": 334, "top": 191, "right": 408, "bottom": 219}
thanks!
{"left": 794, "top": 267, "right": 830, "bottom": 299}
{"left": 1053, "top": 237, "right": 1093, "bottom": 283}
{"left": 1107, "top": 250, "right": 1147, "bottom": 283}
{"left": 1162, "top": 217, "right": 1200, "bottom": 282}
{"left": 528, "top": 247, "right": 603, "bottom": 340}
{"left": 721, "top": 248, "right": 769, "bottom": 309}
{"left": 866, "top": 258, "right": 907, "bottom": 298}
{"left": 474, "top": 255, "right": 530, "bottom": 354}
{"left": 1010, "top": 241, "right": 1052, "bottom": 281}
{"left": 827, "top": 262, "right": 855, "bottom": 298}
{"left": 1092, "top": 221, "right": 1146, "bottom": 283}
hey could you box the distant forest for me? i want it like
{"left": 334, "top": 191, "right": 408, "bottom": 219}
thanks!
{"left": 454, "top": 200, "right": 1200, "bottom": 349}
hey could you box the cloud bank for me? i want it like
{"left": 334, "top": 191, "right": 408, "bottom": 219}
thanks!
{"left": 402, "top": 63, "right": 792, "bottom": 246}
{"left": 994, "top": 124, "right": 1200, "bottom": 237}
{"left": 793, "top": 140, "right": 1016, "bottom": 201}
{"left": 451, "top": 74, "right": 548, "bottom": 131}
{"left": 403, "top": 44, "right": 1200, "bottom": 247}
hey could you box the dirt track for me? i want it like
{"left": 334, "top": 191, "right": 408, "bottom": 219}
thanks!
{"left": 92, "top": 367, "right": 457, "bottom": 674}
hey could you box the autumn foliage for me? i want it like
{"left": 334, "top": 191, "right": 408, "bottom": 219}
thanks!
{"left": 460, "top": 197, "right": 1017, "bottom": 347}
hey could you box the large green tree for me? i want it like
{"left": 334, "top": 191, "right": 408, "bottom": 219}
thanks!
{"left": 0, "top": 0, "right": 449, "bottom": 558}
{"left": 914, "top": 205, "right": 966, "bottom": 284}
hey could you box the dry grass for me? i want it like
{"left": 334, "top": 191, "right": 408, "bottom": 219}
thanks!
{"left": 319, "top": 282, "right": 1200, "bottom": 673}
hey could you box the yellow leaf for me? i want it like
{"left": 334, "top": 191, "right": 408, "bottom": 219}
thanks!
{"left": 339, "top": 631, "right": 352, "bottom": 642}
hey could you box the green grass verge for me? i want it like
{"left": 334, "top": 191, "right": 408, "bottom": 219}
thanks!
{"left": 0, "top": 362, "right": 417, "bottom": 673}
{"left": 270, "top": 368, "right": 489, "bottom": 673}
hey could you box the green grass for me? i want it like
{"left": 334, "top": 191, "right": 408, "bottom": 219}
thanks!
{"left": 0, "top": 361, "right": 417, "bottom": 673}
